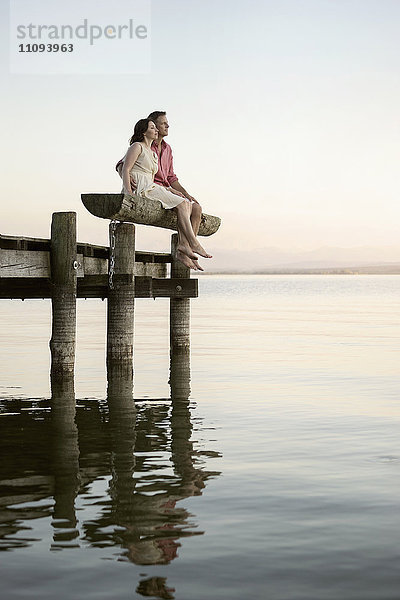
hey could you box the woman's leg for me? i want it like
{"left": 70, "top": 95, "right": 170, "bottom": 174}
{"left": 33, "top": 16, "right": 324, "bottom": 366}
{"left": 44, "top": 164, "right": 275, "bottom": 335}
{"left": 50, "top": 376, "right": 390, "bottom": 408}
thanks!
{"left": 176, "top": 226, "right": 204, "bottom": 270}
{"left": 177, "top": 228, "right": 198, "bottom": 260}
{"left": 145, "top": 186, "right": 210, "bottom": 268}
{"left": 175, "top": 200, "right": 212, "bottom": 259}
{"left": 176, "top": 248, "right": 204, "bottom": 271}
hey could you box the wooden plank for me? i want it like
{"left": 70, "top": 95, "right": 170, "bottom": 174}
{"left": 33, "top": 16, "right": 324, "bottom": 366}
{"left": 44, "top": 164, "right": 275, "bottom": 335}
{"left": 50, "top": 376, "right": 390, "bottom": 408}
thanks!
{"left": 0, "top": 234, "right": 50, "bottom": 251}
{"left": 152, "top": 277, "right": 197, "bottom": 298}
{"left": 81, "top": 193, "right": 221, "bottom": 237}
{"left": 134, "top": 262, "right": 167, "bottom": 277}
{"left": 0, "top": 276, "right": 197, "bottom": 299}
{"left": 1, "top": 248, "right": 170, "bottom": 278}
{"left": 77, "top": 242, "right": 108, "bottom": 259}
{"left": 77, "top": 276, "right": 197, "bottom": 298}
{"left": 135, "top": 251, "right": 171, "bottom": 263}
{"left": 0, "top": 277, "right": 51, "bottom": 298}
{"left": 1, "top": 235, "right": 172, "bottom": 260}
{"left": 77, "top": 260, "right": 167, "bottom": 279}
{"left": 0, "top": 249, "right": 50, "bottom": 277}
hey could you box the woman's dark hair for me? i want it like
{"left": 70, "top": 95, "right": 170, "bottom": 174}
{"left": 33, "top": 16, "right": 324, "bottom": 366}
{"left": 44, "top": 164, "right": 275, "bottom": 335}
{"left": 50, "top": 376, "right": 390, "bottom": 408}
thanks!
{"left": 129, "top": 118, "right": 154, "bottom": 145}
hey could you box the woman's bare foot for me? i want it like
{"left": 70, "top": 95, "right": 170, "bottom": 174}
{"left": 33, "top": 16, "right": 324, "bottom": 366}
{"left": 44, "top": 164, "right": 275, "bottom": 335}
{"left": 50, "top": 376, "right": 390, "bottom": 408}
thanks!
{"left": 191, "top": 241, "right": 212, "bottom": 259}
{"left": 177, "top": 244, "right": 198, "bottom": 260}
{"left": 176, "top": 250, "right": 204, "bottom": 271}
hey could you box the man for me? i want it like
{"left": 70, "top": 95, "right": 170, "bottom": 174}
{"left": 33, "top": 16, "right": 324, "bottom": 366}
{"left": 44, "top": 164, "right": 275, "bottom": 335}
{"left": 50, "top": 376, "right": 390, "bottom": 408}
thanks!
{"left": 116, "top": 110, "right": 202, "bottom": 235}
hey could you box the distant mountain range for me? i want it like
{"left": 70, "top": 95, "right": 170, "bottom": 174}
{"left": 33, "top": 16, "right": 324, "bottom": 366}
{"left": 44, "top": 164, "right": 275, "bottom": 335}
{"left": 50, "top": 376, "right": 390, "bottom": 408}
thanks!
{"left": 208, "top": 245, "right": 400, "bottom": 273}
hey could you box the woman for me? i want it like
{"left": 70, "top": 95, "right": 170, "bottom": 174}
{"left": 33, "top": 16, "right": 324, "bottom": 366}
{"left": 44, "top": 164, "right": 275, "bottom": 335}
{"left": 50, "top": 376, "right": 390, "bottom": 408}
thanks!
{"left": 121, "top": 118, "right": 211, "bottom": 271}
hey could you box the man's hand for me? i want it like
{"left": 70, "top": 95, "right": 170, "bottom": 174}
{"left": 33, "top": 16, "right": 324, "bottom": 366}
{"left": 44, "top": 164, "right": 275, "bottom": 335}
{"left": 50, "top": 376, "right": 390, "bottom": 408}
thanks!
{"left": 169, "top": 188, "right": 186, "bottom": 198}
{"left": 170, "top": 180, "right": 198, "bottom": 202}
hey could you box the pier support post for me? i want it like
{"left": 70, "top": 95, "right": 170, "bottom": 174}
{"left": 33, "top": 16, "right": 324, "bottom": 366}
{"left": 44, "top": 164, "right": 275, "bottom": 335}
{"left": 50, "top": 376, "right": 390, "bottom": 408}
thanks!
{"left": 170, "top": 234, "right": 190, "bottom": 360}
{"left": 49, "top": 212, "right": 77, "bottom": 381}
{"left": 106, "top": 222, "right": 135, "bottom": 377}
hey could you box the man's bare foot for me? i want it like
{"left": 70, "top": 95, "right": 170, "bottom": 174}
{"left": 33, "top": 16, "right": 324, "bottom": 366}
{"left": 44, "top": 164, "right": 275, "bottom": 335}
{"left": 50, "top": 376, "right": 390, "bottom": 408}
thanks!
{"left": 177, "top": 250, "right": 204, "bottom": 271}
{"left": 191, "top": 242, "right": 212, "bottom": 259}
{"left": 177, "top": 244, "right": 198, "bottom": 260}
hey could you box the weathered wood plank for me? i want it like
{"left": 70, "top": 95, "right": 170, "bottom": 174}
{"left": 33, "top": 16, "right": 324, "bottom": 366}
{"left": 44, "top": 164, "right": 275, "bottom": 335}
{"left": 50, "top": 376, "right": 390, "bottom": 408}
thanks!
{"left": 134, "top": 262, "right": 167, "bottom": 277}
{"left": 0, "top": 234, "right": 50, "bottom": 251}
{"left": 135, "top": 251, "right": 171, "bottom": 264}
{"left": 79, "top": 275, "right": 128, "bottom": 299}
{"left": 77, "top": 242, "right": 108, "bottom": 259}
{"left": 0, "top": 249, "right": 50, "bottom": 277}
{"left": 81, "top": 193, "right": 221, "bottom": 237}
{"left": 0, "top": 277, "right": 51, "bottom": 298}
{"left": 2, "top": 235, "right": 172, "bottom": 259}
{"left": 1, "top": 248, "right": 170, "bottom": 278}
{"left": 152, "top": 276, "right": 197, "bottom": 298}
{"left": 0, "top": 276, "right": 197, "bottom": 299}
{"left": 80, "top": 275, "right": 197, "bottom": 299}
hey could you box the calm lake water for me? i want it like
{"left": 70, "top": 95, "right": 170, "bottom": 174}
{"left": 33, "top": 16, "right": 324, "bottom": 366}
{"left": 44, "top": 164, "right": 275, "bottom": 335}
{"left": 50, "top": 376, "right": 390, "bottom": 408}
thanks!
{"left": 1, "top": 275, "right": 400, "bottom": 600}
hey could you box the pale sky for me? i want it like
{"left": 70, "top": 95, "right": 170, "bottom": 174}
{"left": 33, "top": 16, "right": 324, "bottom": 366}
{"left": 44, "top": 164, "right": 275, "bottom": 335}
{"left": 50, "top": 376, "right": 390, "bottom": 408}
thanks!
{"left": 1, "top": 0, "right": 400, "bottom": 268}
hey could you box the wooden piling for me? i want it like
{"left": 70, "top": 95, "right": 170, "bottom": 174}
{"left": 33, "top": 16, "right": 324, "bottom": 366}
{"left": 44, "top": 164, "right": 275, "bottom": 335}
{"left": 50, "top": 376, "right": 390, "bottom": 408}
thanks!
{"left": 169, "top": 344, "right": 191, "bottom": 401}
{"left": 170, "top": 234, "right": 190, "bottom": 358}
{"left": 106, "top": 222, "right": 135, "bottom": 375}
{"left": 49, "top": 212, "right": 77, "bottom": 380}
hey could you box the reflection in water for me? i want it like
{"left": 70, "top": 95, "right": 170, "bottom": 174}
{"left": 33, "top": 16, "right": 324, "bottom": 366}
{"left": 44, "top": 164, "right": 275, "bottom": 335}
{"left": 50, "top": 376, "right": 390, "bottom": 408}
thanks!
{"left": 107, "top": 367, "right": 137, "bottom": 536}
{"left": 169, "top": 348, "right": 191, "bottom": 401}
{"left": 0, "top": 355, "right": 221, "bottom": 599}
{"left": 136, "top": 576, "right": 175, "bottom": 599}
{"left": 82, "top": 352, "right": 221, "bottom": 573}
{"left": 50, "top": 376, "right": 80, "bottom": 549}
{"left": 0, "top": 397, "right": 53, "bottom": 550}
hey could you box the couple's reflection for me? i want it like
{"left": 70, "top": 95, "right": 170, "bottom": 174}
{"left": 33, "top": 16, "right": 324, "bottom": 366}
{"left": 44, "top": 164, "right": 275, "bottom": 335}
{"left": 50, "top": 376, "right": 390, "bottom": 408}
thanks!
{"left": 98, "top": 351, "right": 220, "bottom": 570}
{"left": 105, "top": 352, "right": 220, "bottom": 599}
{"left": 0, "top": 352, "right": 220, "bottom": 598}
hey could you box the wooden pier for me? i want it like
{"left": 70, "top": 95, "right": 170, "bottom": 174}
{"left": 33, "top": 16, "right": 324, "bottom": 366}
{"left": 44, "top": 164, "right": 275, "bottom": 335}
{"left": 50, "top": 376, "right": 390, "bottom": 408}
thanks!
{"left": 0, "top": 194, "right": 221, "bottom": 391}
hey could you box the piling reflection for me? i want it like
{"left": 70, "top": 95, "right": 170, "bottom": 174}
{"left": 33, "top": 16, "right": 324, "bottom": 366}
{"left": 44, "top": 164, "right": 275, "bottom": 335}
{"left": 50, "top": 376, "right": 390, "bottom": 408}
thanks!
{"left": 0, "top": 356, "right": 221, "bottom": 599}
{"left": 50, "top": 376, "right": 80, "bottom": 549}
{"left": 169, "top": 348, "right": 191, "bottom": 401}
{"left": 81, "top": 356, "right": 221, "bottom": 571}
{"left": 107, "top": 367, "right": 137, "bottom": 520}
{"left": 0, "top": 397, "right": 53, "bottom": 550}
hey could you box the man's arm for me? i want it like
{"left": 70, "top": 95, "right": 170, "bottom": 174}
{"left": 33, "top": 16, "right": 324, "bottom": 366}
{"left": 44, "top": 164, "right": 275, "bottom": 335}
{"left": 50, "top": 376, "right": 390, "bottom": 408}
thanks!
{"left": 170, "top": 180, "right": 198, "bottom": 203}
{"left": 117, "top": 158, "right": 137, "bottom": 191}
{"left": 166, "top": 146, "right": 198, "bottom": 203}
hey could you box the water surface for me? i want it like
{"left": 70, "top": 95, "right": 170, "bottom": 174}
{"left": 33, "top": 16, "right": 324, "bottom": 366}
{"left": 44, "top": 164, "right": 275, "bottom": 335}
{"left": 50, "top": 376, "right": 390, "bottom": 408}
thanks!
{"left": 1, "top": 275, "right": 399, "bottom": 599}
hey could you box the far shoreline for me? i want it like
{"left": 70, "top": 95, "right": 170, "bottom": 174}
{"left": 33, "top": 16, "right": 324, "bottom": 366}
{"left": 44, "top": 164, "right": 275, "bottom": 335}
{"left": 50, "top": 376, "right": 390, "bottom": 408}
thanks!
{"left": 202, "top": 266, "right": 400, "bottom": 275}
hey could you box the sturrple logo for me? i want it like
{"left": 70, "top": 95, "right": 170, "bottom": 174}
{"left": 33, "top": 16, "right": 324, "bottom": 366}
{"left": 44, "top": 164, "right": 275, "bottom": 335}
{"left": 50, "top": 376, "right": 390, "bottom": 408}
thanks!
{"left": 16, "top": 19, "right": 148, "bottom": 46}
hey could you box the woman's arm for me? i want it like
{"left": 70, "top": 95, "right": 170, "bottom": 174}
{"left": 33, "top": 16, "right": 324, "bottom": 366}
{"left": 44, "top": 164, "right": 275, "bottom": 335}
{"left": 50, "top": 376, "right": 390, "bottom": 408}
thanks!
{"left": 122, "top": 143, "right": 142, "bottom": 194}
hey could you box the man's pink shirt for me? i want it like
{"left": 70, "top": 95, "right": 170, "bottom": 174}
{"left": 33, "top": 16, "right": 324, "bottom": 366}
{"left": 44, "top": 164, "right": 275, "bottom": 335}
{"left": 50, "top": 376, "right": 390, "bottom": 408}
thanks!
{"left": 151, "top": 139, "right": 178, "bottom": 187}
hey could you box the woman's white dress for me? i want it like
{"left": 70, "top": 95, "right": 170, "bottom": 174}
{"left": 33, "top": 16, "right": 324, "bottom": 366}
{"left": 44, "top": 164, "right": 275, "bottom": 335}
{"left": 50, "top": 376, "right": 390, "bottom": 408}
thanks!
{"left": 123, "top": 143, "right": 184, "bottom": 209}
